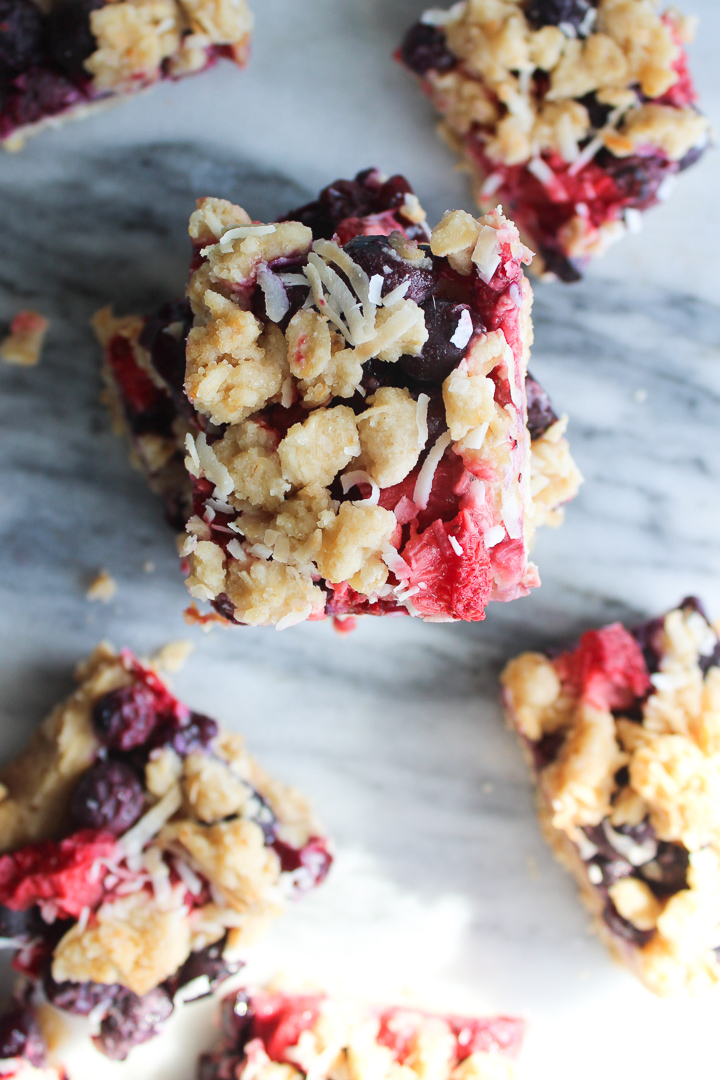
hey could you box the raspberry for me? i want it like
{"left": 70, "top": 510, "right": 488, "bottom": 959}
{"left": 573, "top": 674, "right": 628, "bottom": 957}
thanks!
{"left": 402, "top": 509, "right": 492, "bottom": 621}
{"left": 0, "top": 831, "right": 117, "bottom": 919}
{"left": 554, "top": 624, "right": 651, "bottom": 712}
{"left": 69, "top": 759, "right": 145, "bottom": 836}
{"left": 272, "top": 836, "right": 333, "bottom": 894}
{"left": 92, "top": 684, "right": 159, "bottom": 751}
{"left": 249, "top": 992, "right": 323, "bottom": 1062}
{"left": 344, "top": 235, "right": 437, "bottom": 305}
{"left": 0, "top": 67, "right": 80, "bottom": 131}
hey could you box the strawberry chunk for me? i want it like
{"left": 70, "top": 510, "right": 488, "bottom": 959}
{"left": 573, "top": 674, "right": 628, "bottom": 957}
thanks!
{"left": 248, "top": 992, "right": 323, "bottom": 1062}
{"left": 402, "top": 508, "right": 492, "bottom": 621}
{"left": 0, "top": 830, "right": 117, "bottom": 919}
{"left": 554, "top": 624, "right": 651, "bottom": 712}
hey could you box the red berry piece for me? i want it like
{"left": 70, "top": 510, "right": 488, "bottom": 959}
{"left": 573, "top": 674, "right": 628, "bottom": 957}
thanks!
{"left": 0, "top": 1004, "right": 46, "bottom": 1066}
{"left": 93, "top": 986, "right": 173, "bottom": 1060}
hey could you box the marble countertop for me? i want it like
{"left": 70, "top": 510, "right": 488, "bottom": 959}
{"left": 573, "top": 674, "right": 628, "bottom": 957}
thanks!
{"left": 1, "top": 2, "right": 720, "bottom": 1078}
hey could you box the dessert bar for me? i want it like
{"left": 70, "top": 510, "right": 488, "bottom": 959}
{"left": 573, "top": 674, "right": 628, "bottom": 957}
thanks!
{"left": 96, "top": 168, "right": 582, "bottom": 628}
{"left": 501, "top": 597, "right": 720, "bottom": 994}
{"left": 0, "top": 645, "right": 331, "bottom": 1058}
{"left": 0, "top": 0, "right": 252, "bottom": 150}
{"left": 399, "top": 0, "right": 710, "bottom": 280}
{"left": 199, "top": 986, "right": 524, "bottom": 1080}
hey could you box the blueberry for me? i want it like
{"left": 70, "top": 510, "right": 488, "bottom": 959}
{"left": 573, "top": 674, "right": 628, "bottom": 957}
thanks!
{"left": 149, "top": 711, "right": 218, "bottom": 758}
{"left": 640, "top": 841, "right": 689, "bottom": 896}
{"left": 166, "top": 937, "right": 243, "bottom": 1002}
{"left": 344, "top": 235, "right": 437, "bottom": 305}
{"left": 0, "top": 1004, "right": 46, "bottom": 1066}
{"left": 525, "top": 374, "right": 558, "bottom": 441}
{"left": 283, "top": 169, "right": 423, "bottom": 242}
{"left": 596, "top": 150, "right": 675, "bottom": 211}
{"left": 678, "top": 142, "right": 707, "bottom": 172}
{"left": 43, "top": 971, "right": 117, "bottom": 1016}
{"left": 0, "top": 903, "right": 45, "bottom": 943}
{"left": 45, "top": 0, "right": 103, "bottom": 80}
{"left": 93, "top": 986, "right": 173, "bottom": 1061}
{"left": 536, "top": 243, "right": 582, "bottom": 284}
{"left": 524, "top": 0, "right": 597, "bottom": 34}
{"left": 400, "top": 299, "right": 483, "bottom": 383}
{"left": 0, "top": 0, "right": 45, "bottom": 76}
{"left": 577, "top": 92, "right": 614, "bottom": 131}
{"left": 198, "top": 1049, "right": 244, "bottom": 1080}
{"left": 400, "top": 21, "right": 456, "bottom": 76}
{"left": 0, "top": 67, "right": 79, "bottom": 127}
{"left": 69, "top": 759, "right": 145, "bottom": 836}
{"left": 92, "top": 685, "right": 159, "bottom": 752}
{"left": 586, "top": 855, "right": 633, "bottom": 889}
{"left": 138, "top": 299, "right": 194, "bottom": 421}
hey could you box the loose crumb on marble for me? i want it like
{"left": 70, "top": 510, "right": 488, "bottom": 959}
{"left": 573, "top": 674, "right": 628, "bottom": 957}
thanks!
{"left": 526, "top": 855, "right": 540, "bottom": 880}
{"left": 152, "top": 640, "right": 194, "bottom": 672}
{"left": 143, "top": 561, "right": 156, "bottom": 573}
{"left": 634, "top": 388, "right": 648, "bottom": 403}
{"left": 482, "top": 781, "right": 494, "bottom": 794}
{"left": 86, "top": 570, "right": 117, "bottom": 602}
{"left": 0, "top": 310, "right": 49, "bottom": 367}
{"left": 183, "top": 603, "right": 230, "bottom": 631}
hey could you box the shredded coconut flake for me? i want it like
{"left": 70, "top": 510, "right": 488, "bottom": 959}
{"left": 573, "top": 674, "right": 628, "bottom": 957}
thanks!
{"left": 413, "top": 430, "right": 452, "bottom": 510}
{"left": 368, "top": 275, "right": 384, "bottom": 305}
{"left": 275, "top": 606, "right": 313, "bottom": 631}
{"left": 480, "top": 172, "right": 504, "bottom": 199}
{"left": 382, "top": 544, "right": 411, "bottom": 580}
{"left": 450, "top": 308, "right": 474, "bottom": 350}
{"left": 501, "top": 486, "right": 523, "bottom": 540}
{"left": 257, "top": 266, "right": 290, "bottom": 323}
{"left": 227, "top": 538, "right": 246, "bottom": 561}
{"left": 381, "top": 279, "right": 411, "bottom": 308}
{"left": 527, "top": 157, "right": 556, "bottom": 186}
{"left": 448, "top": 535, "right": 464, "bottom": 556}
{"left": 462, "top": 422, "right": 489, "bottom": 451}
{"left": 483, "top": 525, "right": 505, "bottom": 548}
{"left": 420, "top": 2, "right": 466, "bottom": 25}
{"left": 416, "top": 393, "right": 430, "bottom": 451}
{"left": 341, "top": 470, "right": 381, "bottom": 506}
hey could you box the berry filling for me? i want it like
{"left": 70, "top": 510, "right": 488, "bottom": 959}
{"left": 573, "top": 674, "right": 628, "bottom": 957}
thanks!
{"left": 199, "top": 990, "right": 524, "bottom": 1080}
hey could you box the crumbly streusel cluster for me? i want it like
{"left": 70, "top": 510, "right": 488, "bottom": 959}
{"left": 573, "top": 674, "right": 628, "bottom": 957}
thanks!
{"left": 401, "top": 0, "right": 710, "bottom": 278}
{"left": 501, "top": 598, "right": 720, "bottom": 994}
{"left": 199, "top": 988, "right": 524, "bottom": 1080}
{"left": 0, "top": 645, "right": 330, "bottom": 1058}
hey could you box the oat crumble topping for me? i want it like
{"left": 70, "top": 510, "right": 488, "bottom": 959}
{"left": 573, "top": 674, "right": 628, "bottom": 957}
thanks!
{"left": 0, "top": 311, "right": 49, "bottom": 367}
{"left": 501, "top": 598, "right": 720, "bottom": 994}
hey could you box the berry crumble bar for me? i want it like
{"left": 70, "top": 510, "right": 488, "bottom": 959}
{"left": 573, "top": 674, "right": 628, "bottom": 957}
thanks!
{"left": 0, "top": 998, "right": 64, "bottom": 1080}
{"left": 399, "top": 0, "right": 711, "bottom": 281}
{"left": 501, "top": 597, "right": 720, "bottom": 994}
{"left": 0, "top": 644, "right": 331, "bottom": 1058}
{"left": 0, "top": 0, "right": 252, "bottom": 151}
{"left": 95, "top": 169, "right": 582, "bottom": 628}
{"left": 199, "top": 986, "right": 524, "bottom": 1080}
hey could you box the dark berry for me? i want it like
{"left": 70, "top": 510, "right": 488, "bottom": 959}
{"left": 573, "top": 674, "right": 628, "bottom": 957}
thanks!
{"left": 93, "top": 986, "right": 173, "bottom": 1061}
{"left": 213, "top": 593, "right": 238, "bottom": 622}
{"left": 138, "top": 299, "right": 195, "bottom": 421}
{"left": 584, "top": 818, "right": 656, "bottom": 864}
{"left": 273, "top": 836, "right": 333, "bottom": 894}
{"left": 198, "top": 1049, "right": 244, "bottom": 1080}
{"left": 678, "top": 142, "right": 706, "bottom": 172}
{"left": 536, "top": 243, "right": 582, "bottom": 283}
{"left": 0, "top": 1005, "right": 46, "bottom": 1066}
{"left": 640, "top": 841, "right": 689, "bottom": 896}
{"left": 0, "top": 902, "right": 45, "bottom": 943}
{"left": 344, "top": 234, "right": 437, "bottom": 305}
{"left": 92, "top": 685, "right": 159, "bottom": 752}
{"left": 400, "top": 299, "right": 483, "bottom": 383}
{"left": 149, "top": 711, "right": 218, "bottom": 758}
{"left": 400, "top": 22, "right": 456, "bottom": 76}
{"left": 0, "top": 67, "right": 80, "bottom": 128}
{"left": 167, "top": 937, "right": 243, "bottom": 1002}
{"left": 220, "top": 989, "right": 254, "bottom": 1047}
{"left": 45, "top": 0, "right": 103, "bottom": 80}
{"left": 532, "top": 729, "right": 566, "bottom": 770}
{"left": 283, "top": 169, "right": 421, "bottom": 242}
{"left": 631, "top": 614, "right": 665, "bottom": 675}
{"left": 69, "top": 759, "right": 145, "bottom": 836}
{"left": 602, "top": 898, "right": 654, "bottom": 947}
{"left": 246, "top": 789, "right": 276, "bottom": 843}
{"left": 586, "top": 855, "right": 633, "bottom": 889}
{"left": 525, "top": 374, "right": 558, "bottom": 441}
{"left": 375, "top": 174, "right": 415, "bottom": 212}
{"left": 577, "top": 92, "right": 614, "bottom": 131}
{"left": 0, "top": 0, "right": 45, "bottom": 76}
{"left": 524, "top": 0, "right": 597, "bottom": 34}
{"left": 43, "top": 971, "right": 117, "bottom": 1016}
{"left": 596, "top": 149, "right": 675, "bottom": 211}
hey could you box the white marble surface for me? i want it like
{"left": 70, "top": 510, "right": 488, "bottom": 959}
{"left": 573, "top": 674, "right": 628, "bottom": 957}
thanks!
{"left": 1, "top": 2, "right": 720, "bottom": 1078}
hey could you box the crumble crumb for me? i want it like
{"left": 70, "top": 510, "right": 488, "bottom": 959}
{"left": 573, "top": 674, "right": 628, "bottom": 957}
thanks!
{"left": 86, "top": 570, "right": 117, "bottom": 603}
{"left": 0, "top": 311, "right": 49, "bottom": 367}
{"left": 151, "top": 639, "right": 194, "bottom": 672}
